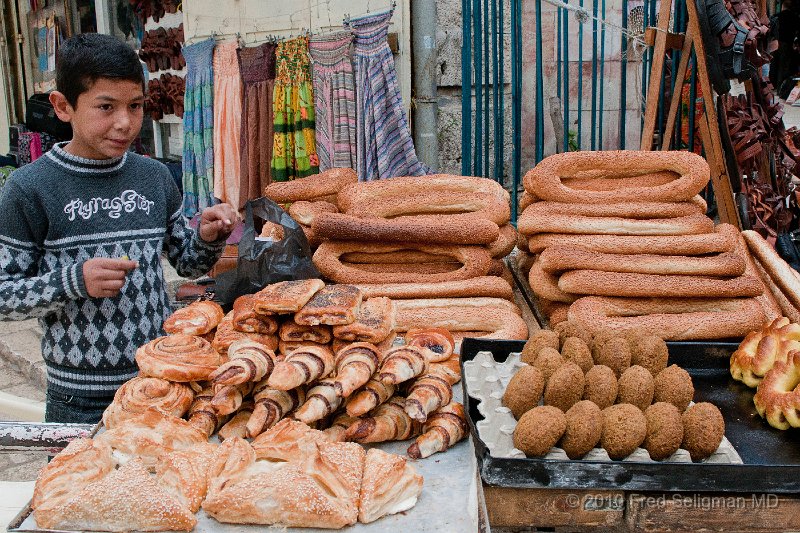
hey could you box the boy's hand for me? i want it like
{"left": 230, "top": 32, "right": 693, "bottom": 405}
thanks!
{"left": 199, "top": 203, "right": 239, "bottom": 243}
{"left": 83, "top": 258, "right": 138, "bottom": 298}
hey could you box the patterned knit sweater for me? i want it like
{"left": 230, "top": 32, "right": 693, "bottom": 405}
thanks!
{"left": 0, "top": 144, "right": 225, "bottom": 397}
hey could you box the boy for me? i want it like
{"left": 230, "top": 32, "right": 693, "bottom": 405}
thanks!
{"left": 0, "top": 33, "right": 237, "bottom": 423}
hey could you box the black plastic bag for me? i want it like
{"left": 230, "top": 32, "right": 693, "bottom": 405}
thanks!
{"left": 214, "top": 197, "right": 320, "bottom": 307}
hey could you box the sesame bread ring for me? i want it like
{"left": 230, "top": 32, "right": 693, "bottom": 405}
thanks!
{"left": 528, "top": 257, "right": 578, "bottom": 303}
{"left": 539, "top": 246, "right": 746, "bottom": 277}
{"left": 527, "top": 223, "right": 738, "bottom": 255}
{"left": 342, "top": 250, "right": 455, "bottom": 263}
{"left": 559, "top": 271, "right": 763, "bottom": 298}
{"left": 518, "top": 200, "right": 705, "bottom": 228}
{"left": 287, "top": 200, "right": 338, "bottom": 226}
{"left": 312, "top": 211, "right": 500, "bottom": 245}
{"left": 743, "top": 230, "right": 800, "bottom": 314}
{"left": 523, "top": 150, "right": 710, "bottom": 203}
{"left": 520, "top": 212, "right": 715, "bottom": 237}
{"left": 753, "top": 350, "right": 800, "bottom": 429}
{"left": 487, "top": 224, "right": 519, "bottom": 258}
{"left": 264, "top": 167, "right": 357, "bottom": 203}
{"left": 337, "top": 174, "right": 511, "bottom": 226}
{"left": 567, "top": 296, "right": 766, "bottom": 340}
{"left": 393, "top": 297, "right": 528, "bottom": 340}
{"left": 562, "top": 170, "right": 679, "bottom": 190}
{"left": 354, "top": 277, "right": 515, "bottom": 301}
{"left": 313, "top": 241, "right": 492, "bottom": 284}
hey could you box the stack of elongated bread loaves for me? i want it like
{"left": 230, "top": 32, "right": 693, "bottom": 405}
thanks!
{"left": 269, "top": 171, "right": 529, "bottom": 341}
{"left": 518, "top": 150, "right": 771, "bottom": 340}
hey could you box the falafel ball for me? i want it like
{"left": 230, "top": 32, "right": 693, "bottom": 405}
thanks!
{"left": 616, "top": 365, "right": 655, "bottom": 411}
{"left": 532, "top": 347, "right": 566, "bottom": 382}
{"left": 513, "top": 405, "right": 567, "bottom": 457}
{"left": 521, "top": 330, "right": 560, "bottom": 364}
{"left": 503, "top": 364, "right": 545, "bottom": 419}
{"left": 681, "top": 402, "right": 725, "bottom": 461}
{"left": 590, "top": 329, "right": 618, "bottom": 356}
{"left": 653, "top": 364, "right": 694, "bottom": 412}
{"left": 594, "top": 337, "right": 632, "bottom": 377}
{"left": 553, "top": 320, "right": 593, "bottom": 348}
{"left": 544, "top": 362, "right": 585, "bottom": 412}
{"left": 630, "top": 335, "right": 669, "bottom": 377}
{"left": 643, "top": 402, "right": 683, "bottom": 460}
{"left": 584, "top": 364, "right": 618, "bottom": 409}
{"left": 560, "top": 400, "right": 603, "bottom": 459}
{"left": 601, "top": 403, "right": 647, "bottom": 459}
{"left": 561, "top": 337, "right": 594, "bottom": 373}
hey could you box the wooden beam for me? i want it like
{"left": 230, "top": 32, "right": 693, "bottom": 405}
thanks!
{"left": 640, "top": 0, "right": 675, "bottom": 150}
{"left": 661, "top": 26, "right": 695, "bottom": 150}
{"left": 684, "top": 0, "right": 741, "bottom": 227}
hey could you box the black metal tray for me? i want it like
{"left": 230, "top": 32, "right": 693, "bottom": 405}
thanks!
{"left": 460, "top": 337, "right": 800, "bottom": 493}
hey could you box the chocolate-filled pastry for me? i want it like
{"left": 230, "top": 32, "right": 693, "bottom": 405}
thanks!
{"left": 210, "top": 339, "right": 278, "bottom": 386}
{"left": 267, "top": 345, "right": 335, "bottom": 390}
{"left": 252, "top": 279, "right": 325, "bottom": 314}
{"left": 407, "top": 402, "right": 468, "bottom": 459}
{"left": 294, "top": 284, "right": 364, "bottom": 326}
{"left": 279, "top": 320, "right": 333, "bottom": 343}
{"left": 163, "top": 300, "right": 224, "bottom": 335}
{"left": 232, "top": 294, "right": 279, "bottom": 334}
{"left": 246, "top": 382, "right": 305, "bottom": 438}
{"left": 212, "top": 312, "right": 279, "bottom": 354}
{"left": 332, "top": 297, "right": 395, "bottom": 343}
{"left": 405, "top": 327, "right": 455, "bottom": 362}
{"left": 333, "top": 342, "right": 382, "bottom": 397}
{"left": 344, "top": 397, "right": 422, "bottom": 443}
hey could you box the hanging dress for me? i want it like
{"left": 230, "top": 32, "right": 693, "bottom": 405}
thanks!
{"left": 182, "top": 38, "right": 216, "bottom": 218}
{"left": 309, "top": 31, "right": 357, "bottom": 171}
{"left": 271, "top": 36, "right": 319, "bottom": 182}
{"left": 238, "top": 42, "right": 277, "bottom": 208}
{"left": 212, "top": 41, "right": 243, "bottom": 209}
{"left": 347, "top": 9, "right": 428, "bottom": 181}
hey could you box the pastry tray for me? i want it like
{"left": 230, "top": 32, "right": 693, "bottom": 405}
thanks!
{"left": 460, "top": 337, "right": 800, "bottom": 493}
{"left": 8, "top": 392, "right": 480, "bottom": 533}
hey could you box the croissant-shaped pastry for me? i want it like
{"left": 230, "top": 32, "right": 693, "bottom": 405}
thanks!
{"left": 405, "top": 327, "right": 455, "bottom": 362}
{"left": 213, "top": 311, "right": 279, "bottom": 354}
{"left": 136, "top": 334, "right": 221, "bottom": 382}
{"left": 344, "top": 397, "right": 422, "bottom": 443}
{"left": 187, "top": 387, "right": 229, "bottom": 437}
{"left": 377, "top": 345, "right": 429, "bottom": 385}
{"left": 293, "top": 378, "right": 342, "bottom": 424}
{"left": 429, "top": 352, "right": 462, "bottom": 385}
{"left": 333, "top": 342, "right": 382, "bottom": 398}
{"left": 209, "top": 339, "right": 277, "bottom": 386}
{"left": 323, "top": 413, "right": 360, "bottom": 442}
{"left": 163, "top": 299, "right": 224, "bottom": 335}
{"left": 246, "top": 384, "right": 306, "bottom": 438}
{"left": 211, "top": 382, "right": 254, "bottom": 416}
{"left": 407, "top": 402, "right": 468, "bottom": 459}
{"left": 279, "top": 320, "right": 333, "bottom": 343}
{"left": 267, "top": 345, "right": 335, "bottom": 390}
{"left": 345, "top": 378, "right": 396, "bottom": 417}
{"left": 404, "top": 372, "right": 453, "bottom": 422}
{"left": 232, "top": 294, "right": 279, "bottom": 334}
{"left": 102, "top": 376, "right": 194, "bottom": 429}
{"left": 218, "top": 401, "right": 255, "bottom": 440}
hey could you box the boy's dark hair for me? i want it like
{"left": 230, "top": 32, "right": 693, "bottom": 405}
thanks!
{"left": 56, "top": 33, "right": 145, "bottom": 108}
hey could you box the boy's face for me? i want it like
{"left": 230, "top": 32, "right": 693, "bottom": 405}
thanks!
{"left": 50, "top": 78, "right": 144, "bottom": 160}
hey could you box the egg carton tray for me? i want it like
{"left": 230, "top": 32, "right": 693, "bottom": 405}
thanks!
{"left": 460, "top": 338, "right": 800, "bottom": 493}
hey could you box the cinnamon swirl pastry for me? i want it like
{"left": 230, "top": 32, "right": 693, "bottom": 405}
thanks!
{"left": 102, "top": 376, "right": 194, "bottom": 429}
{"left": 135, "top": 334, "right": 221, "bottom": 382}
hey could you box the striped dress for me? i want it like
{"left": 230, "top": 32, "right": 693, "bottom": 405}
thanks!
{"left": 309, "top": 32, "right": 357, "bottom": 171}
{"left": 347, "top": 10, "right": 428, "bottom": 181}
{"left": 182, "top": 38, "right": 216, "bottom": 218}
{"left": 271, "top": 36, "right": 319, "bottom": 182}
